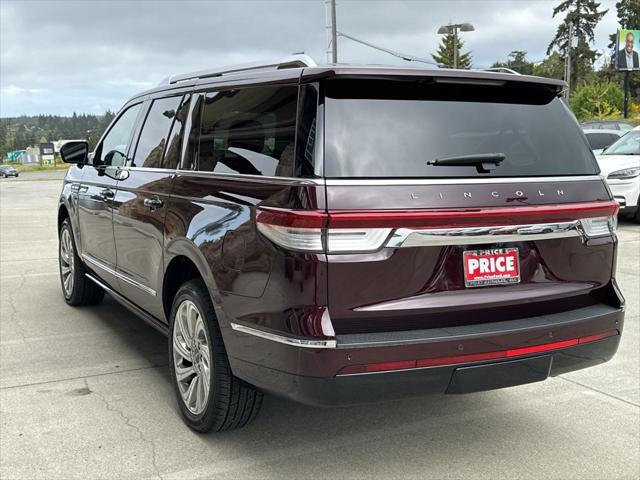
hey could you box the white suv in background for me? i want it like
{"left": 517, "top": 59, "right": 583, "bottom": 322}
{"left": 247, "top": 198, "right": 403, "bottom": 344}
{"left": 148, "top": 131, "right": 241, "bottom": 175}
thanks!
{"left": 596, "top": 126, "right": 640, "bottom": 222}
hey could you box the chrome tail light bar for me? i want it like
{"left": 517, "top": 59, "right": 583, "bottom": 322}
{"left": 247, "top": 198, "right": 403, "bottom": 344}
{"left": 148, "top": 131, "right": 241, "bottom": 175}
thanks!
{"left": 256, "top": 201, "right": 619, "bottom": 253}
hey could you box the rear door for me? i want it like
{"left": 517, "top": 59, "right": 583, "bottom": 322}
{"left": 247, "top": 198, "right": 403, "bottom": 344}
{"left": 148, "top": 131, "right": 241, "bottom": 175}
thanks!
{"left": 320, "top": 77, "right": 617, "bottom": 335}
{"left": 113, "top": 94, "right": 190, "bottom": 318}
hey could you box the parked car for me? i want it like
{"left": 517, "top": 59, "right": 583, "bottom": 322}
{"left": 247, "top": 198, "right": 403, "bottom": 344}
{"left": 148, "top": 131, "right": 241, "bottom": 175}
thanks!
{"left": 57, "top": 56, "right": 625, "bottom": 432}
{"left": 596, "top": 126, "right": 640, "bottom": 222}
{"left": 0, "top": 165, "right": 19, "bottom": 178}
{"left": 582, "top": 128, "right": 625, "bottom": 155}
{"left": 581, "top": 120, "right": 634, "bottom": 131}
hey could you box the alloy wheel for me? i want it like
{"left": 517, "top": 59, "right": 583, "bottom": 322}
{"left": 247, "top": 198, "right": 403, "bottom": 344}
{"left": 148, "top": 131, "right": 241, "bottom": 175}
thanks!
{"left": 172, "top": 300, "right": 211, "bottom": 415}
{"left": 59, "top": 228, "right": 75, "bottom": 297}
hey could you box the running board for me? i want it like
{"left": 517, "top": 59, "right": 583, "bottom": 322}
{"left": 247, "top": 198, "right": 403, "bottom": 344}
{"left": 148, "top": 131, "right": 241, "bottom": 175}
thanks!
{"left": 85, "top": 273, "right": 169, "bottom": 336}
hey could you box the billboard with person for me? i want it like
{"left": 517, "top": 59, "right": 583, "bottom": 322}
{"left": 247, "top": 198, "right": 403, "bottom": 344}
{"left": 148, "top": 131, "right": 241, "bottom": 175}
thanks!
{"left": 616, "top": 29, "right": 640, "bottom": 70}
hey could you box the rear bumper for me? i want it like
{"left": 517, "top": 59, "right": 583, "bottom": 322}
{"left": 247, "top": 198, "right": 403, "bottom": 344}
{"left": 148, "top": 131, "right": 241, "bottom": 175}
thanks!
{"left": 232, "top": 334, "right": 620, "bottom": 406}
{"left": 228, "top": 303, "right": 624, "bottom": 406}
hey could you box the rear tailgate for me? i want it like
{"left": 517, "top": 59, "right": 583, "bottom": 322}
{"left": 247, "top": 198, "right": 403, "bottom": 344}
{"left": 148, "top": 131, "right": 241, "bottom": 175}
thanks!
{"left": 324, "top": 179, "right": 617, "bottom": 334}
{"left": 321, "top": 77, "right": 618, "bottom": 335}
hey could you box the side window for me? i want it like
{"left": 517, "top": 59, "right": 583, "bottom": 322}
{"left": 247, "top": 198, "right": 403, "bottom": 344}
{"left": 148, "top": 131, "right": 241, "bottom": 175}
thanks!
{"left": 198, "top": 86, "right": 298, "bottom": 177}
{"left": 98, "top": 104, "right": 142, "bottom": 167}
{"left": 132, "top": 96, "right": 183, "bottom": 168}
{"left": 181, "top": 94, "right": 204, "bottom": 170}
{"left": 163, "top": 94, "right": 191, "bottom": 169}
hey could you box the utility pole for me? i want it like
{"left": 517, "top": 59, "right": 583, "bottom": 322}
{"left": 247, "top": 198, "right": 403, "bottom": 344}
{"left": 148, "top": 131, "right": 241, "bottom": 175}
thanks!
{"left": 564, "top": 22, "right": 573, "bottom": 98}
{"left": 330, "top": 0, "right": 338, "bottom": 64}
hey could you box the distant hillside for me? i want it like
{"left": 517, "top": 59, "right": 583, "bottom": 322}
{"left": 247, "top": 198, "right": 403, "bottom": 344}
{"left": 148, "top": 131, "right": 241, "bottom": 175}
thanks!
{"left": 1, "top": 112, "right": 116, "bottom": 159}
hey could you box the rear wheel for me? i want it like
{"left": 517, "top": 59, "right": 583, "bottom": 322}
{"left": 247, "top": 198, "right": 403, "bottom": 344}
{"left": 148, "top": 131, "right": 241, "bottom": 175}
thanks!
{"left": 169, "top": 279, "right": 263, "bottom": 432}
{"left": 59, "top": 218, "right": 104, "bottom": 306}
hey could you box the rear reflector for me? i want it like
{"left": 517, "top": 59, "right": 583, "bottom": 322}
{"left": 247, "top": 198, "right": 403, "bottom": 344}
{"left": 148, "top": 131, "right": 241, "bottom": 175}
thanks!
{"left": 256, "top": 201, "right": 618, "bottom": 253}
{"left": 337, "top": 330, "right": 618, "bottom": 375}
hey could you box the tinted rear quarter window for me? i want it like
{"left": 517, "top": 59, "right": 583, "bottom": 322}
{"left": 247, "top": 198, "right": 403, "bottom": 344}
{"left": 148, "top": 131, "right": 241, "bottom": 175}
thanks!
{"left": 197, "top": 86, "right": 298, "bottom": 177}
{"left": 323, "top": 79, "right": 598, "bottom": 178}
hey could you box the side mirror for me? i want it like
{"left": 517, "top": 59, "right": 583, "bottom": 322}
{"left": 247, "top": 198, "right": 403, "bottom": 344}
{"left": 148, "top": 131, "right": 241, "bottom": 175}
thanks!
{"left": 60, "top": 141, "right": 89, "bottom": 165}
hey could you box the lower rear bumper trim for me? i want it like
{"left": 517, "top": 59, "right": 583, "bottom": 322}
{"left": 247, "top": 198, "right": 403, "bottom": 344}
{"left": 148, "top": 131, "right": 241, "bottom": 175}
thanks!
{"left": 230, "top": 322, "right": 337, "bottom": 349}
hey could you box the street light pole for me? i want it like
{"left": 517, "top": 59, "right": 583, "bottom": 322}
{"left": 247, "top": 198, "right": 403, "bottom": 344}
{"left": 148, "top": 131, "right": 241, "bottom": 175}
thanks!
{"left": 437, "top": 22, "right": 474, "bottom": 69}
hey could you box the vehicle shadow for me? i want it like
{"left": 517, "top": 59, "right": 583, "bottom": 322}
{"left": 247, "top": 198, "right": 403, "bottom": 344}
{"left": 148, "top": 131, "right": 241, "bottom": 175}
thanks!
{"left": 88, "top": 295, "right": 545, "bottom": 471}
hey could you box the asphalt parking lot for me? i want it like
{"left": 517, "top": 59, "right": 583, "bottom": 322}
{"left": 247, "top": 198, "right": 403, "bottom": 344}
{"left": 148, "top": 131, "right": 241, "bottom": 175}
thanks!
{"left": 1, "top": 171, "right": 638, "bottom": 480}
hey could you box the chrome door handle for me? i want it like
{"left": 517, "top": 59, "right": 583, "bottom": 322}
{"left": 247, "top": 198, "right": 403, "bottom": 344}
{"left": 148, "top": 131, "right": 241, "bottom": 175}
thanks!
{"left": 100, "top": 188, "right": 115, "bottom": 200}
{"left": 143, "top": 197, "right": 164, "bottom": 209}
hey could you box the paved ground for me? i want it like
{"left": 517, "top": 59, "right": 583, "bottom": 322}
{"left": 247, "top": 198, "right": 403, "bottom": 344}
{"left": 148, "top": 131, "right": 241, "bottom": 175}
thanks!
{"left": 1, "top": 171, "right": 638, "bottom": 480}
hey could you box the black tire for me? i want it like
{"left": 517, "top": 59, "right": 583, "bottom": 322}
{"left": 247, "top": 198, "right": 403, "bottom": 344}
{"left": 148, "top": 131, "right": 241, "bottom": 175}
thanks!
{"left": 169, "top": 279, "right": 263, "bottom": 432}
{"left": 59, "top": 218, "right": 105, "bottom": 306}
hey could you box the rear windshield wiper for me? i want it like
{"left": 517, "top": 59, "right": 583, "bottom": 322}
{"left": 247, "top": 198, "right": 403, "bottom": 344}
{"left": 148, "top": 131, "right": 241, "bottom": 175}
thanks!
{"left": 428, "top": 153, "right": 506, "bottom": 174}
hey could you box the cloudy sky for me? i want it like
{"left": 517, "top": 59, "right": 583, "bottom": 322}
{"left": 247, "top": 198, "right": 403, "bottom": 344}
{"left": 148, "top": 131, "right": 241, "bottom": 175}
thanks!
{"left": 0, "top": 0, "right": 622, "bottom": 116}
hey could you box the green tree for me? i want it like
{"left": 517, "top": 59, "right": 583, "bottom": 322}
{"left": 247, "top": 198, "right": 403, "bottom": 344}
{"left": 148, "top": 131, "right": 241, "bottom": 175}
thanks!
{"left": 547, "top": 0, "right": 608, "bottom": 88}
{"left": 533, "top": 52, "right": 566, "bottom": 79}
{"left": 491, "top": 50, "right": 535, "bottom": 75}
{"left": 432, "top": 31, "right": 472, "bottom": 69}
{"left": 570, "top": 81, "right": 624, "bottom": 120}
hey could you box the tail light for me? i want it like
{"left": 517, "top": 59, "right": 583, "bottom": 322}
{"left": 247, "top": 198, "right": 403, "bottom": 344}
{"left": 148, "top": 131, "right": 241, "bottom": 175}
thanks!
{"left": 256, "top": 201, "right": 619, "bottom": 254}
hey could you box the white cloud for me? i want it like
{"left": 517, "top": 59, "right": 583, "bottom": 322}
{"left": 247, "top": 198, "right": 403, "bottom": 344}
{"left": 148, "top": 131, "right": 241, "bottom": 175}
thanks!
{"left": 0, "top": 0, "right": 623, "bottom": 115}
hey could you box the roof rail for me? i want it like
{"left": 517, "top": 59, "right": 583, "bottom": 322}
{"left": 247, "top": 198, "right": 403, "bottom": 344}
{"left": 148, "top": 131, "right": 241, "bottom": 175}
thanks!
{"left": 480, "top": 67, "right": 521, "bottom": 75}
{"left": 160, "top": 54, "right": 317, "bottom": 86}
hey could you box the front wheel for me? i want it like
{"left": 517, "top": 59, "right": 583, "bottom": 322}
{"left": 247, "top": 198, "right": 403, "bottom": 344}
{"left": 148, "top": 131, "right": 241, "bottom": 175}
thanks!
{"left": 169, "top": 279, "right": 263, "bottom": 432}
{"left": 59, "top": 218, "right": 104, "bottom": 306}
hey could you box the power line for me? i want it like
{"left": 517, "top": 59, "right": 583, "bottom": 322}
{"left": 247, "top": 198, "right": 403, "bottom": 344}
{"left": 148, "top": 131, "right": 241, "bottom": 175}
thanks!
{"left": 337, "top": 31, "right": 441, "bottom": 66}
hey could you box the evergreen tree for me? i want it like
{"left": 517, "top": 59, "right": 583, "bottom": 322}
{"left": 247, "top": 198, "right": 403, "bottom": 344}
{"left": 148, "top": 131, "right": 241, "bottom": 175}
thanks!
{"left": 533, "top": 52, "right": 566, "bottom": 79}
{"left": 432, "top": 31, "right": 472, "bottom": 69}
{"left": 491, "top": 50, "right": 535, "bottom": 75}
{"left": 547, "top": 0, "right": 608, "bottom": 88}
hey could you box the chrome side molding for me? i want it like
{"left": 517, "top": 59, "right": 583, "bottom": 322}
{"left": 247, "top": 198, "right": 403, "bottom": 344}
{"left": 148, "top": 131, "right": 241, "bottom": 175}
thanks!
{"left": 386, "top": 221, "right": 582, "bottom": 248}
{"left": 82, "top": 254, "right": 157, "bottom": 297}
{"left": 230, "top": 323, "right": 337, "bottom": 349}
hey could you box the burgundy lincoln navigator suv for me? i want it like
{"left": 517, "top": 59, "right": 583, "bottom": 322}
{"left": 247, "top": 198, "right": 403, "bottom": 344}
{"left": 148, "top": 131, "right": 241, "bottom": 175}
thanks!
{"left": 58, "top": 55, "right": 625, "bottom": 432}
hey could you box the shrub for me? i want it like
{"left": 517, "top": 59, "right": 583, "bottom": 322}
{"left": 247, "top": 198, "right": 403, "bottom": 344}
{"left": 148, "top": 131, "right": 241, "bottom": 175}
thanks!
{"left": 570, "top": 81, "right": 624, "bottom": 121}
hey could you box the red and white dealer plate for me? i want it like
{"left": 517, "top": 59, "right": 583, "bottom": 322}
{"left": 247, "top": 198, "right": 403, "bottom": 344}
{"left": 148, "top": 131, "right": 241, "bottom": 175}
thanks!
{"left": 463, "top": 248, "right": 520, "bottom": 288}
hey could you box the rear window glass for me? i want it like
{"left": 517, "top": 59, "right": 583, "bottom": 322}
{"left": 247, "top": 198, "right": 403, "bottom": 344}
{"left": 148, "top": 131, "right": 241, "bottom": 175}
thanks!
{"left": 323, "top": 79, "right": 598, "bottom": 178}
{"left": 586, "top": 132, "right": 617, "bottom": 150}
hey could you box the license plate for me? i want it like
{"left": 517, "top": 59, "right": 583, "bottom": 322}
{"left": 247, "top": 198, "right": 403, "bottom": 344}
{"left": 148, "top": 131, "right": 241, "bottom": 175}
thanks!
{"left": 463, "top": 248, "right": 520, "bottom": 288}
